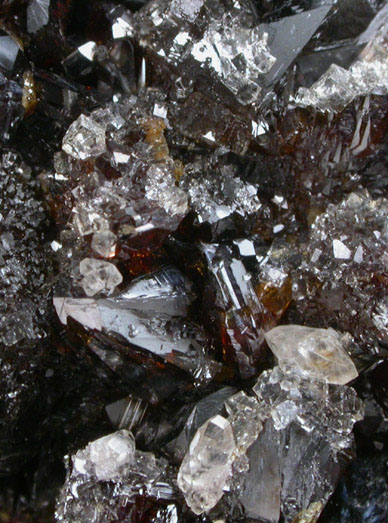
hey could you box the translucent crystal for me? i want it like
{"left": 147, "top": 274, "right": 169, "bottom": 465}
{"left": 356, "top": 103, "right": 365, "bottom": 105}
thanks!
{"left": 27, "top": 0, "right": 50, "bottom": 34}
{"left": 91, "top": 231, "right": 117, "bottom": 258}
{"left": 296, "top": 43, "right": 388, "bottom": 112}
{"left": 168, "top": 387, "right": 237, "bottom": 462}
{"left": 57, "top": 430, "right": 175, "bottom": 521}
{"left": 79, "top": 258, "right": 122, "bottom": 296}
{"left": 145, "top": 163, "right": 188, "bottom": 217}
{"left": 294, "top": 190, "right": 388, "bottom": 351}
{"left": 225, "top": 391, "right": 263, "bottom": 456}
{"left": 62, "top": 114, "right": 106, "bottom": 160}
{"left": 183, "top": 164, "right": 261, "bottom": 225}
{"left": 170, "top": 0, "right": 204, "bottom": 22}
{"left": 177, "top": 415, "right": 236, "bottom": 514}
{"left": 72, "top": 205, "right": 110, "bottom": 237}
{"left": 88, "top": 430, "right": 136, "bottom": 481}
{"left": 296, "top": 64, "right": 356, "bottom": 112}
{"left": 265, "top": 325, "right": 358, "bottom": 385}
{"left": 190, "top": 21, "right": 275, "bottom": 104}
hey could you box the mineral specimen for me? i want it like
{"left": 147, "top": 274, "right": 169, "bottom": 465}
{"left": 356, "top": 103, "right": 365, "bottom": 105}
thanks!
{"left": 241, "top": 366, "right": 364, "bottom": 521}
{"left": 294, "top": 190, "right": 388, "bottom": 353}
{"left": 1, "top": 0, "right": 388, "bottom": 521}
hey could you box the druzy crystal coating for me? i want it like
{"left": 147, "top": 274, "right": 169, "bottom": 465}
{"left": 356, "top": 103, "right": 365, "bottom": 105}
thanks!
{"left": 2, "top": 0, "right": 388, "bottom": 521}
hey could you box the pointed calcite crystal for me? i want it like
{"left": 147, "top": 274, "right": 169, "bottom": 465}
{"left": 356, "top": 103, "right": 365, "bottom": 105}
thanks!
{"left": 177, "top": 415, "right": 236, "bottom": 514}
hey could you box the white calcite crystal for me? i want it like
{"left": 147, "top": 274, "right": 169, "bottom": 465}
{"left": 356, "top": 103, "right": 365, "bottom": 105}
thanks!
{"left": 264, "top": 325, "right": 358, "bottom": 385}
{"left": 144, "top": 163, "right": 188, "bottom": 217}
{"left": 177, "top": 414, "right": 236, "bottom": 514}
{"left": 57, "top": 429, "right": 175, "bottom": 521}
{"left": 62, "top": 114, "right": 106, "bottom": 160}
{"left": 91, "top": 231, "right": 117, "bottom": 258}
{"left": 88, "top": 430, "right": 136, "bottom": 481}
{"left": 79, "top": 258, "right": 122, "bottom": 296}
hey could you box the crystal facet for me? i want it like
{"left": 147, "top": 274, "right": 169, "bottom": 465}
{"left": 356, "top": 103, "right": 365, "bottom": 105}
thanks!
{"left": 62, "top": 114, "right": 107, "bottom": 160}
{"left": 177, "top": 415, "right": 236, "bottom": 514}
{"left": 265, "top": 325, "right": 359, "bottom": 385}
{"left": 79, "top": 258, "right": 123, "bottom": 296}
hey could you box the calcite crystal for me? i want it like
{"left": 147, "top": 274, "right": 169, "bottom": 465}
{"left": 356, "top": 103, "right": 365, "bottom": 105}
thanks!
{"left": 177, "top": 415, "right": 236, "bottom": 514}
{"left": 79, "top": 258, "right": 123, "bottom": 296}
{"left": 265, "top": 325, "right": 359, "bottom": 385}
{"left": 62, "top": 114, "right": 107, "bottom": 160}
{"left": 56, "top": 429, "right": 176, "bottom": 522}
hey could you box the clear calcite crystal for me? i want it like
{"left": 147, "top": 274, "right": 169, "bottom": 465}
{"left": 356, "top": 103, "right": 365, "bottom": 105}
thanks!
{"left": 56, "top": 430, "right": 175, "bottom": 522}
{"left": 189, "top": 20, "right": 275, "bottom": 104}
{"left": 183, "top": 163, "right": 261, "bottom": 225}
{"left": 144, "top": 163, "right": 188, "bottom": 216}
{"left": 265, "top": 325, "right": 359, "bottom": 385}
{"left": 91, "top": 231, "right": 117, "bottom": 258}
{"left": 57, "top": 104, "right": 188, "bottom": 245}
{"left": 85, "top": 429, "right": 136, "bottom": 481}
{"left": 177, "top": 415, "right": 236, "bottom": 515}
{"left": 79, "top": 258, "right": 123, "bottom": 296}
{"left": 225, "top": 391, "right": 263, "bottom": 457}
{"left": 296, "top": 37, "right": 388, "bottom": 112}
{"left": 62, "top": 114, "right": 106, "bottom": 160}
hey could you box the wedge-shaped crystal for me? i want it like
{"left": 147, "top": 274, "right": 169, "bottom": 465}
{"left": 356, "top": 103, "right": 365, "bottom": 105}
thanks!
{"left": 265, "top": 325, "right": 358, "bottom": 385}
{"left": 177, "top": 415, "right": 236, "bottom": 514}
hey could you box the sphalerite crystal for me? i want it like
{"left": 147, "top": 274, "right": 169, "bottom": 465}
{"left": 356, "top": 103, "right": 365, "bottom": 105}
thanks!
{"left": 2, "top": 0, "right": 388, "bottom": 521}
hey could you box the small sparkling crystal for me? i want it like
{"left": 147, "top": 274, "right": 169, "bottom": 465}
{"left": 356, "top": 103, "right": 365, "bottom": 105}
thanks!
{"left": 91, "top": 231, "right": 117, "bottom": 258}
{"left": 62, "top": 114, "right": 106, "bottom": 160}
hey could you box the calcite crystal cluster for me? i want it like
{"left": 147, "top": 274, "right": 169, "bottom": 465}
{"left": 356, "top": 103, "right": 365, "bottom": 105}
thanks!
{"left": 1, "top": 0, "right": 388, "bottom": 522}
